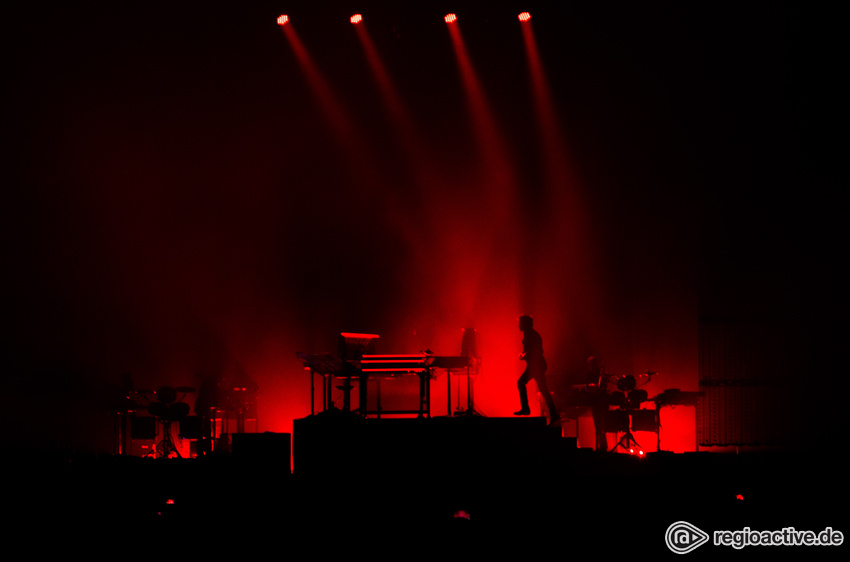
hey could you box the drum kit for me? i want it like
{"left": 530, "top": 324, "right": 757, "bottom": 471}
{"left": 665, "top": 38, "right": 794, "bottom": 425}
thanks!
{"left": 566, "top": 371, "right": 660, "bottom": 454}
{"left": 590, "top": 372, "right": 701, "bottom": 454}
{"left": 114, "top": 385, "right": 196, "bottom": 458}
{"left": 606, "top": 373, "right": 654, "bottom": 454}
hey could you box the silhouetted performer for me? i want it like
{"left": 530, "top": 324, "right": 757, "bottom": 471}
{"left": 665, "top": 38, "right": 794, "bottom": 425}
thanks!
{"left": 586, "top": 355, "right": 610, "bottom": 450}
{"left": 195, "top": 372, "right": 223, "bottom": 455}
{"left": 221, "top": 371, "right": 259, "bottom": 434}
{"left": 514, "top": 315, "right": 559, "bottom": 425}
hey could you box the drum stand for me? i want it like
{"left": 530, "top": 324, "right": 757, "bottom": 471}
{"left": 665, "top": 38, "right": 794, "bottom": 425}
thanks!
{"left": 155, "top": 419, "right": 183, "bottom": 459}
{"left": 610, "top": 412, "right": 643, "bottom": 453}
{"left": 451, "top": 365, "right": 481, "bottom": 417}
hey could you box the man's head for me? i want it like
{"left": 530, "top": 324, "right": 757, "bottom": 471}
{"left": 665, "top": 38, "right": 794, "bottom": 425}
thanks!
{"left": 518, "top": 314, "right": 534, "bottom": 332}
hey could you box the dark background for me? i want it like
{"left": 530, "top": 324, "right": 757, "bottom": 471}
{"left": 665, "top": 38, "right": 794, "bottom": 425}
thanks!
{"left": 3, "top": 1, "right": 841, "bottom": 455}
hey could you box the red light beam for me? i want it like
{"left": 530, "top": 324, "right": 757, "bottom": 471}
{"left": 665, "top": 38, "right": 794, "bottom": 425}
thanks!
{"left": 520, "top": 15, "right": 584, "bottom": 207}
{"left": 445, "top": 16, "right": 514, "bottom": 187}
{"left": 352, "top": 16, "right": 432, "bottom": 177}
{"left": 279, "top": 21, "right": 356, "bottom": 146}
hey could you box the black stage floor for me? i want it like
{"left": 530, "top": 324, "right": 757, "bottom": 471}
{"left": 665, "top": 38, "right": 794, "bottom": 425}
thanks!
{"left": 8, "top": 415, "right": 848, "bottom": 557}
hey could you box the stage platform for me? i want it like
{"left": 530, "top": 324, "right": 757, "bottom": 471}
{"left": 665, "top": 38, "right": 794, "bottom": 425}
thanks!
{"left": 7, "top": 415, "right": 847, "bottom": 556}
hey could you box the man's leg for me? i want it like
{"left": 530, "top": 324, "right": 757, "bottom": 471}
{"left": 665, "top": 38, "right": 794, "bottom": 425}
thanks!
{"left": 534, "top": 371, "right": 559, "bottom": 423}
{"left": 515, "top": 370, "right": 532, "bottom": 415}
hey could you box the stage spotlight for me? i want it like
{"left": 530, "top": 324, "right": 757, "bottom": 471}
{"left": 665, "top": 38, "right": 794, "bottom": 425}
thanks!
{"left": 350, "top": 14, "right": 363, "bottom": 24}
{"left": 518, "top": 12, "right": 531, "bottom": 22}
{"left": 277, "top": 15, "right": 289, "bottom": 26}
{"left": 445, "top": 13, "right": 457, "bottom": 24}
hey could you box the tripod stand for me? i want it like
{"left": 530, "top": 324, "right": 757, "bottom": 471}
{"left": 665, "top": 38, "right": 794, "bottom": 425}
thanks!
{"left": 147, "top": 387, "right": 190, "bottom": 458}
{"left": 451, "top": 364, "right": 483, "bottom": 416}
{"left": 155, "top": 418, "right": 182, "bottom": 458}
{"left": 610, "top": 415, "right": 643, "bottom": 453}
{"left": 607, "top": 375, "right": 650, "bottom": 454}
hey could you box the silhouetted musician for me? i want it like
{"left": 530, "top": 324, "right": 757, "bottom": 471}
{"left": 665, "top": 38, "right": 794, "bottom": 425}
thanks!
{"left": 585, "top": 355, "right": 611, "bottom": 450}
{"left": 514, "top": 315, "right": 559, "bottom": 425}
{"left": 194, "top": 372, "right": 223, "bottom": 455}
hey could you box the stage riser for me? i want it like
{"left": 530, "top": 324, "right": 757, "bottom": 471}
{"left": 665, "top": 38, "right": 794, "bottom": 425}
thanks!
{"left": 293, "top": 416, "right": 566, "bottom": 478}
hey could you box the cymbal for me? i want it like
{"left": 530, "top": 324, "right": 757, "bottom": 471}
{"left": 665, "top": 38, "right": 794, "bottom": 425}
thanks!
{"left": 155, "top": 386, "right": 177, "bottom": 404}
{"left": 148, "top": 401, "right": 190, "bottom": 421}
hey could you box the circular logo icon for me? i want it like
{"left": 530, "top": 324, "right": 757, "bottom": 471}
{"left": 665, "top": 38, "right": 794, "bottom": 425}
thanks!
{"left": 666, "top": 521, "right": 710, "bottom": 554}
